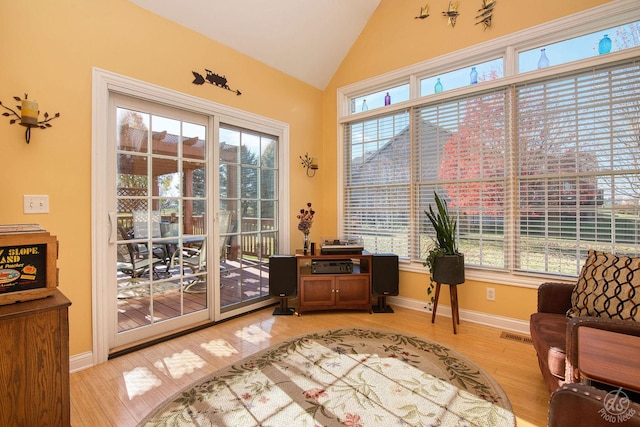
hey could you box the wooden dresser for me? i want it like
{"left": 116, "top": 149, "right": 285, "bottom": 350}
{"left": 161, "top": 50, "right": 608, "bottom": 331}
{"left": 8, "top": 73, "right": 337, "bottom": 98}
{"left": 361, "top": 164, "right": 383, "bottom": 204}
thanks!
{"left": 0, "top": 290, "right": 71, "bottom": 426}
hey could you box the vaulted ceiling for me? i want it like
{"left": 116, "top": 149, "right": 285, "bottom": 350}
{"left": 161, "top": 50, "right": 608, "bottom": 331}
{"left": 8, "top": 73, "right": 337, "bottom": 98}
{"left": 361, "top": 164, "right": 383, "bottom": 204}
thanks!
{"left": 128, "top": 0, "right": 382, "bottom": 90}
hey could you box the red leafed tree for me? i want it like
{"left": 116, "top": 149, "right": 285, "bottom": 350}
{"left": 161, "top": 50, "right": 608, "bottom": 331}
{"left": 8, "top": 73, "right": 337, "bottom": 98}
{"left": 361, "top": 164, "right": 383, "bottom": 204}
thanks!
{"left": 438, "top": 92, "right": 506, "bottom": 215}
{"left": 439, "top": 85, "right": 603, "bottom": 217}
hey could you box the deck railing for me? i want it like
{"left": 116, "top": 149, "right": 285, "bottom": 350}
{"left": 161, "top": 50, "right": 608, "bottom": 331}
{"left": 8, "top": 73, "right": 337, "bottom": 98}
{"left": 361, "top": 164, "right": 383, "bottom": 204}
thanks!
{"left": 117, "top": 214, "right": 276, "bottom": 259}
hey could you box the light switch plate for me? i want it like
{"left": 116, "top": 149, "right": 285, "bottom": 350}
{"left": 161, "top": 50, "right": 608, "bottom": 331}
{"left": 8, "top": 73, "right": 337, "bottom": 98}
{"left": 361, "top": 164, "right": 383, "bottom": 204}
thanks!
{"left": 24, "top": 195, "right": 49, "bottom": 214}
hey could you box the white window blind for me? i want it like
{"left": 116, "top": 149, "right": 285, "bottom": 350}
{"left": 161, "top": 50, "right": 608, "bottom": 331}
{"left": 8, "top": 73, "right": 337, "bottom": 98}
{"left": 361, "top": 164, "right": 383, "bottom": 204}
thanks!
{"left": 343, "top": 111, "right": 411, "bottom": 257}
{"left": 516, "top": 59, "right": 640, "bottom": 275}
{"left": 414, "top": 89, "right": 510, "bottom": 267}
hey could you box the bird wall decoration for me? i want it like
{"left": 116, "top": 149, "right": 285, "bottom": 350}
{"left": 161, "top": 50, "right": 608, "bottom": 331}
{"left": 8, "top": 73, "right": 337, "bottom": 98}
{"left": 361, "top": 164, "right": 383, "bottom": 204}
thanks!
{"left": 476, "top": 0, "right": 496, "bottom": 29}
{"left": 415, "top": 4, "right": 430, "bottom": 20}
{"left": 192, "top": 69, "right": 242, "bottom": 95}
{"left": 442, "top": 1, "right": 460, "bottom": 28}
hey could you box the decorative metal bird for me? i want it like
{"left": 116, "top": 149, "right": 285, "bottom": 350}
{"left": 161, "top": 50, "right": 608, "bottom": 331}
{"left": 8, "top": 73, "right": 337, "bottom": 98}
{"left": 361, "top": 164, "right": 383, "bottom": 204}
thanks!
{"left": 415, "top": 4, "right": 429, "bottom": 19}
{"left": 475, "top": 0, "right": 496, "bottom": 29}
{"left": 442, "top": 1, "right": 459, "bottom": 28}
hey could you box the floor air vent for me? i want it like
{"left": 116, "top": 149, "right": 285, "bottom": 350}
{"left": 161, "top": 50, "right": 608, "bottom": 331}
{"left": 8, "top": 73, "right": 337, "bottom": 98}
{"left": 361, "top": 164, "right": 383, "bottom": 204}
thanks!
{"left": 500, "top": 331, "right": 533, "bottom": 345}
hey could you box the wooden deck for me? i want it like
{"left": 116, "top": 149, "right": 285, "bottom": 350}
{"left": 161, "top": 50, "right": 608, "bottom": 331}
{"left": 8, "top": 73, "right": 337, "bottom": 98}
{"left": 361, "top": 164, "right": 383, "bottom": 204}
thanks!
{"left": 117, "top": 257, "right": 270, "bottom": 332}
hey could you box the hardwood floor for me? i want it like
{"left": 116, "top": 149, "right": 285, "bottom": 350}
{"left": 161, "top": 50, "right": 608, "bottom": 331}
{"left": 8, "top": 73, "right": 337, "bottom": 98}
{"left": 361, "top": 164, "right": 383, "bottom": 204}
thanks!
{"left": 70, "top": 305, "right": 551, "bottom": 426}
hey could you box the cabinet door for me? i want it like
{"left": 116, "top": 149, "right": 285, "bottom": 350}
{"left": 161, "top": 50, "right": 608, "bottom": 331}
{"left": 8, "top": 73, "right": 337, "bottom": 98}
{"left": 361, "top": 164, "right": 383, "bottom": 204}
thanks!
{"left": 335, "top": 275, "right": 370, "bottom": 306}
{"left": 0, "top": 295, "right": 70, "bottom": 426}
{"left": 300, "top": 276, "right": 335, "bottom": 306}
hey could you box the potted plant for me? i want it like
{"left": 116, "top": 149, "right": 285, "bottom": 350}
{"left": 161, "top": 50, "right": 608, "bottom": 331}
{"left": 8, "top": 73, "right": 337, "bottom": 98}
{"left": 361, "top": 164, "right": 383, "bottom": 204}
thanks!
{"left": 423, "top": 191, "right": 465, "bottom": 301}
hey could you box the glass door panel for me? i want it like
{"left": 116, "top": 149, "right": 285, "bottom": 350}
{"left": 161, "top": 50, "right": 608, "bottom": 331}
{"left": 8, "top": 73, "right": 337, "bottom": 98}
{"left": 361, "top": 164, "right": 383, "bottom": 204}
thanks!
{"left": 219, "top": 125, "right": 278, "bottom": 311}
{"left": 114, "top": 104, "right": 209, "bottom": 344}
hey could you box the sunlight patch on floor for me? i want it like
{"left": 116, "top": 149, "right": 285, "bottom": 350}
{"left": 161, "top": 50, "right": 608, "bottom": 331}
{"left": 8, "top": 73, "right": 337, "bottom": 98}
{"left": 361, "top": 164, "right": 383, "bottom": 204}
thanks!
{"left": 123, "top": 367, "right": 162, "bottom": 400}
{"left": 201, "top": 338, "right": 240, "bottom": 357}
{"left": 235, "top": 324, "right": 272, "bottom": 344}
{"left": 153, "top": 349, "right": 206, "bottom": 379}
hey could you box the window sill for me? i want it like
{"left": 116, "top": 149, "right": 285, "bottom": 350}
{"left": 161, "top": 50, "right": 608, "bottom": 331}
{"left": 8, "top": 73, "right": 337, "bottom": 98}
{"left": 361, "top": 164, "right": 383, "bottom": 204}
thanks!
{"left": 400, "top": 261, "right": 576, "bottom": 289}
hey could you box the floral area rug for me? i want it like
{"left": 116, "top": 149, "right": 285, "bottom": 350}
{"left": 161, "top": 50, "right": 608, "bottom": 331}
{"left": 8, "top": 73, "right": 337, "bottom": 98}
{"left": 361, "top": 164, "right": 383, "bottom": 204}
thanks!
{"left": 140, "top": 328, "right": 514, "bottom": 426}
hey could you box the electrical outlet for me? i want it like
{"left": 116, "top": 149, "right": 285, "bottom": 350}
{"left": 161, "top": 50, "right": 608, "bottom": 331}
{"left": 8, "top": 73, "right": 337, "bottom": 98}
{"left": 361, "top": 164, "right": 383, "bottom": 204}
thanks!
{"left": 424, "top": 302, "right": 433, "bottom": 312}
{"left": 486, "top": 287, "right": 496, "bottom": 301}
{"left": 24, "top": 195, "right": 49, "bottom": 214}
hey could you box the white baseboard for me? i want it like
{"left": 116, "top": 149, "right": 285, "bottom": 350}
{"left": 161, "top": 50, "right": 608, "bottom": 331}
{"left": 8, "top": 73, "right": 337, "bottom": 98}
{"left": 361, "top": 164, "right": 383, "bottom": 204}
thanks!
{"left": 70, "top": 351, "right": 94, "bottom": 373}
{"left": 386, "top": 295, "right": 531, "bottom": 335}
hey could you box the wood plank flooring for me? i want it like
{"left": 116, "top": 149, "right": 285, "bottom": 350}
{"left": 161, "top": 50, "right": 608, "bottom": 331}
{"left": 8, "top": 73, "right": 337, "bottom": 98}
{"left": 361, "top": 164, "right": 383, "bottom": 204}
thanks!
{"left": 70, "top": 306, "right": 551, "bottom": 426}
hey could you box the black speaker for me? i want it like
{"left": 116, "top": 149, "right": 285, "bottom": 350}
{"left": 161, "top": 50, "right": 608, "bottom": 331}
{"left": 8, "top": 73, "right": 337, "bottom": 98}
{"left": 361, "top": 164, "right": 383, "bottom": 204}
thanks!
{"left": 371, "top": 254, "right": 399, "bottom": 313}
{"left": 269, "top": 255, "right": 297, "bottom": 315}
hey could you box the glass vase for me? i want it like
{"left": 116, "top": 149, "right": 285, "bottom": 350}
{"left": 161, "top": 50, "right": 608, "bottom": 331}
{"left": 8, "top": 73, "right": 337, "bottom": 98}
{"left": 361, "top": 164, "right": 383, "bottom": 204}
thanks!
{"left": 434, "top": 78, "right": 443, "bottom": 93}
{"left": 303, "top": 232, "right": 310, "bottom": 255}
{"left": 598, "top": 34, "right": 612, "bottom": 55}
{"left": 537, "top": 48, "right": 550, "bottom": 69}
{"left": 470, "top": 67, "right": 478, "bottom": 85}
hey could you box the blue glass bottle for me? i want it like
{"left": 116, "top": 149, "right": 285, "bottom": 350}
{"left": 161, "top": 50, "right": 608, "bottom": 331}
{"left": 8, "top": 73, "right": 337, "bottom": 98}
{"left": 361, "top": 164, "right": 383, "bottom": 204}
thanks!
{"left": 598, "top": 34, "right": 612, "bottom": 55}
{"left": 470, "top": 67, "right": 478, "bottom": 84}
{"left": 361, "top": 99, "right": 368, "bottom": 112}
{"left": 537, "top": 48, "right": 550, "bottom": 69}
{"left": 434, "top": 78, "right": 443, "bottom": 93}
{"left": 384, "top": 92, "right": 391, "bottom": 106}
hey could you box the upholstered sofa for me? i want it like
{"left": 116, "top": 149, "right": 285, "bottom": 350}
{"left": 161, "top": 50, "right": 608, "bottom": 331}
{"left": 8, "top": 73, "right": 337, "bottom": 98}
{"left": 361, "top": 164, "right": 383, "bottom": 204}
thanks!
{"left": 530, "top": 250, "right": 640, "bottom": 394}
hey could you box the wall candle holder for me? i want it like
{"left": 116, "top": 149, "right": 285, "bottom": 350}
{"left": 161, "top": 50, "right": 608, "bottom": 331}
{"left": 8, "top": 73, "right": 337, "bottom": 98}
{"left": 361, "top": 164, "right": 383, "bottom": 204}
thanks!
{"left": 300, "top": 153, "right": 319, "bottom": 177}
{"left": 0, "top": 94, "right": 60, "bottom": 143}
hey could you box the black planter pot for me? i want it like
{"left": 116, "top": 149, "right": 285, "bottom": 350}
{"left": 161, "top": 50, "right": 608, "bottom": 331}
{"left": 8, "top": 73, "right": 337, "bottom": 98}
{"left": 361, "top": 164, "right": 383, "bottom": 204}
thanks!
{"left": 432, "top": 253, "right": 465, "bottom": 285}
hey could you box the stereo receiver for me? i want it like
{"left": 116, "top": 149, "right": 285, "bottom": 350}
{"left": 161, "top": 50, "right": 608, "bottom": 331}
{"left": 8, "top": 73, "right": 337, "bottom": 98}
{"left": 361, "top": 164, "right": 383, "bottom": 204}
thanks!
{"left": 311, "top": 259, "right": 353, "bottom": 274}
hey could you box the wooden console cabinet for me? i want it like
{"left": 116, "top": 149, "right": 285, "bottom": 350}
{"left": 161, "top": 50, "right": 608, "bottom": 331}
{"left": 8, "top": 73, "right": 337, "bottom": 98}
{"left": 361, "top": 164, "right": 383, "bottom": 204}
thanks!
{"left": 0, "top": 290, "right": 71, "bottom": 426}
{"left": 297, "top": 253, "right": 372, "bottom": 314}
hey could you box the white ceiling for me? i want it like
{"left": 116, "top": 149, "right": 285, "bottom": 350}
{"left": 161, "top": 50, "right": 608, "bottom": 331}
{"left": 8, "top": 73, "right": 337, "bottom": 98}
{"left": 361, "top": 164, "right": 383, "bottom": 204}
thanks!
{"left": 128, "top": 0, "right": 382, "bottom": 90}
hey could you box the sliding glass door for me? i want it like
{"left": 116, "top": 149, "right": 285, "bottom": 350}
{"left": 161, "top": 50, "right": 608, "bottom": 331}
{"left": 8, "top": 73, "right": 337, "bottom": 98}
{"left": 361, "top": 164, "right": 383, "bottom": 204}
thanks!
{"left": 93, "top": 70, "right": 289, "bottom": 360}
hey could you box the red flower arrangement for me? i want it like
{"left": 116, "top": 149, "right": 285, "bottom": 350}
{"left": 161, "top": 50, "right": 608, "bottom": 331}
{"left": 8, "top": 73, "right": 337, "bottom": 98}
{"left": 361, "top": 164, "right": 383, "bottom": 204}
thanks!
{"left": 297, "top": 202, "right": 315, "bottom": 234}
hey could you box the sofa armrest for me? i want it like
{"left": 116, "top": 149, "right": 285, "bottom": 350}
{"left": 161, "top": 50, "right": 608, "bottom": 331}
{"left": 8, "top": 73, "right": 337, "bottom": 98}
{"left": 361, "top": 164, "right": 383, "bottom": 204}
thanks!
{"left": 537, "top": 282, "right": 575, "bottom": 314}
{"left": 565, "top": 316, "right": 640, "bottom": 384}
{"left": 549, "top": 383, "right": 640, "bottom": 427}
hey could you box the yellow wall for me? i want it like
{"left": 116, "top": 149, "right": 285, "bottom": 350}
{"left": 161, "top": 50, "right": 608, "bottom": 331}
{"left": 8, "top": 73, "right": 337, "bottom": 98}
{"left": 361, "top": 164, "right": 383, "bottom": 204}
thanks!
{"left": 321, "top": 0, "right": 613, "bottom": 321}
{"left": 0, "top": 0, "right": 323, "bottom": 357}
{"left": 0, "top": 0, "right": 616, "bottom": 359}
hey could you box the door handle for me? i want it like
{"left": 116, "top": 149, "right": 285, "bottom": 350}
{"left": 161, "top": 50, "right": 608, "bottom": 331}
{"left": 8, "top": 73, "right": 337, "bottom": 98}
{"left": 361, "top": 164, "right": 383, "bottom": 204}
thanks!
{"left": 108, "top": 212, "right": 117, "bottom": 244}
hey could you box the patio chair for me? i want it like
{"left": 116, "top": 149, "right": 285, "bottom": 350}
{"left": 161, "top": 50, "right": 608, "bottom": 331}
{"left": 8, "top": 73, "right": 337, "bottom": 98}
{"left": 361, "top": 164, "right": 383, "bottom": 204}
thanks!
{"left": 132, "top": 209, "right": 168, "bottom": 261}
{"left": 170, "top": 239, "right": 207, "bottom": 292}
{"left": 116, "top": 226, "right": 165, "bottom": 279}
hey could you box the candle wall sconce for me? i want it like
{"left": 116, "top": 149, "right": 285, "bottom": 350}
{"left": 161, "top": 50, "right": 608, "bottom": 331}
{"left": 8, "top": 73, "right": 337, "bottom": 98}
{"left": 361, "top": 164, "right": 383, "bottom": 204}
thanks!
{"left": 0, "top": 94, "right": 60, "bottom": 143}
{"left": 300, "top": 153, "right": 319, "bottom": 177}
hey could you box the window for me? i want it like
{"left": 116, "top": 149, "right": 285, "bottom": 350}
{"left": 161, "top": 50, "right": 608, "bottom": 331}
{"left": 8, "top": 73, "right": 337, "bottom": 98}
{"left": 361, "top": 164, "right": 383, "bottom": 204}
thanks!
{"left": 351, "top": 83, "right": 410, "bottom": 113}
{"left": 344, "top": 111, "right": 411, "bottom": 257}
{"left": 414, "top": 88, "right": 509, "bottom": 269}
{"left": 340, "top": 4, "right": 640, "bottom": 281}
{"left": 419, "top": 58, "right": 503, "bottom": 96}
{"left": 515, "top": 62, "right": 640, "bottom": 275}
{"left": 519, "top": 22, "right": 640, "bottom": 73}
